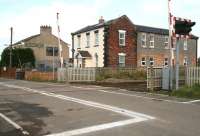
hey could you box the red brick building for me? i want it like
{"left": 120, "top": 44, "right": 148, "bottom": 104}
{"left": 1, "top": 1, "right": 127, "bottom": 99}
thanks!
{"left": 71, "top": 15, "right": 198, "bottom": 68}
{"left": 72, "top": 15, "right": 137, "bottom": 67}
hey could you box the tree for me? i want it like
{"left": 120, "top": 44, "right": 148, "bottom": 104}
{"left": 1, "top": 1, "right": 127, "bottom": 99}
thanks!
{"left": 0, "top": 48, "right": 35, "bottom": 69}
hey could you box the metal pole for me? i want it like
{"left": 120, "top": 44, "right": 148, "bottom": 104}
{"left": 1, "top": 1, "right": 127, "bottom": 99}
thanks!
{"left": 168, "top": 0, "right": 173, "bottom": 90}
{"left": 53, "top": 47, "right": 55, "bottom": 80}
{"left": 176, "top": 38, "right": 180, "bottom": 90}
{"left": 9, "top": 27, "right": 13, "bottom": 68}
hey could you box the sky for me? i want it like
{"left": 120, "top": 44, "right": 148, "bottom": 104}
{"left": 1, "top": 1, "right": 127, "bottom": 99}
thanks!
{"left": 0, "top": 0, "right": 199, "bottom": 57}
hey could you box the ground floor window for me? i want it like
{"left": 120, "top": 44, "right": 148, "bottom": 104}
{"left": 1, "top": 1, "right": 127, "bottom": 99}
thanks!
{"left": 149, "top": 57, "right": 154, "bottom": 66}
{"left": 118, "top": 53, "right": 126, "bottom": 67}
{"left": 164, "top": 58, "right": 168, "bottom": 66}
{"left": 95, "top": 53, "right": 98, "bottom": 67}
{"left": 141, "top": 57, "right": 146, "bottom": 66}
{"left": 184, "top": 57, "right": 188, "bottom": 66}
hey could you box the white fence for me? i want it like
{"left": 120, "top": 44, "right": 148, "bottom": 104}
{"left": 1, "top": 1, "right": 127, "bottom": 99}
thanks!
{"left": 186, "top": 67, "right": 200, "bottom": 86}
{"left": 147, "top": 67, "right": 163, "bottom": 90}
{"left": 67, "top": 68, "right": 96, "bottom": 82}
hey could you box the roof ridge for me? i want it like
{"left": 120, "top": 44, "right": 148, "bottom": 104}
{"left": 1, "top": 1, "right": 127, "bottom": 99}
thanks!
{"left": 72, "top": 15, "right": 127, "bottom": 35}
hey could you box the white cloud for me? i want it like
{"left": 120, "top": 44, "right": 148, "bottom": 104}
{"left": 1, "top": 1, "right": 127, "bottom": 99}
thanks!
{"left": 0, "top": 0, "right": 111, "bottom": 55}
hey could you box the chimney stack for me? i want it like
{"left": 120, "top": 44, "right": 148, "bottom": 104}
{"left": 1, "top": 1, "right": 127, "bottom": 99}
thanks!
{"left": 40, "top": 25, "right": 52, "bottom": 35}
{"left": 99, "top": 16, "right": 105, "bottom": 24}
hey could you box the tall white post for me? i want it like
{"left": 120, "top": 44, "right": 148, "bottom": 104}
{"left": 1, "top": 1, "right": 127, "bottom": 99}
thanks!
{"left": 168, "top": 0, "right": 173, "bottom": 90}
{"left": 57, "top": 12, "right": 63, "bottom": 69}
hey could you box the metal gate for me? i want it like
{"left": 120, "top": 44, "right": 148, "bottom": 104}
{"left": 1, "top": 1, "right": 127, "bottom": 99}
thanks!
{"left": 67, "top": 68, "right": 96, "bottom": 82}
{"left": 147, "top": 67, "right": 163, "bottom": 90}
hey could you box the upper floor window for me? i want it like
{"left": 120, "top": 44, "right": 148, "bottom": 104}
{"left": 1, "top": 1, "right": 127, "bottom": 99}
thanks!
{"left": 119, "top": 30, "right": 126, "bottom": 46}
{"left": 94, "top": 31, "right": 99, "bottom": 46}
{"left": 164, "top": 36, "right": 169, "bottom": 49}
{"left": 46, "top": 47, "right": 58, "bottom": 56}
{"left": 141, "top": 57, "right": 146, "bottom": 66}
{"left": 86, "top": 33, "right": 90, "bottom": 48}
{"left": 149, "top": 57, "right": 154, "bottom": 66}
{"left": 149, "top": 34, "right": 154, "bottom": 48}
{"left": 118, "top": 53, "right": 126, "bottom": 67}
{"left": 184, "top": 56, "right": 188, "bottom": 66}
{"left": 141, "top": 33, "right": 146, "bottom": 47}
{"left": 184, "top": 39, "right": 188, "bottom": 50}
{"left": 77, "top": 35, "right": 81, "bottom": 49}
{"left": 164, "top": 58, "right": 168, "bottom": 66}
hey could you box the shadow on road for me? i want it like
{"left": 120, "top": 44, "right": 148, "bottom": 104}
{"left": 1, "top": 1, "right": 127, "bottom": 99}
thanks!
{"left": 0, "top": 99, "right": 53, "bottom": 136}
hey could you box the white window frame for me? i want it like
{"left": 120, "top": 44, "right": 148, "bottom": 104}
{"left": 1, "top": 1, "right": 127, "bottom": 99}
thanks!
{"left": 94, "top": 31, "right": 99, "bottom": 46}
{"left": 149, "top": 57, "right": 154, "bottom": 66}
{"left": 183, "top": 39, "right": 188, "bottom": 51}
{"left": 118, "top": 53, "right": 126, "bottom": 67}
{"left": 164, "top": 58, "right": 168, "bottom": 66}
{"left": 149, "top": 34, "right": 154, "bottom": 48}
{"left": 86, "top": 33, "right": 90, "bottom": 48}
{"left": 118, "top": 30, "right": 126, "bottom": 46}
{"left": 141, "top": 57, "right": 146, "bottom": 66}
{"left": 141, "top": 33, "right": 146, "bottom": 48}
{"left": 184, "top": 56, "right": 188, "bottom": 66}
{"left": 164, "top": 36, "right": 169, "bottom": 49}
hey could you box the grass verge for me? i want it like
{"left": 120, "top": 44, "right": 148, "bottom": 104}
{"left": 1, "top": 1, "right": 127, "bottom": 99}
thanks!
{"left": 171, "top": 85, "right": 200, "bottom": 99}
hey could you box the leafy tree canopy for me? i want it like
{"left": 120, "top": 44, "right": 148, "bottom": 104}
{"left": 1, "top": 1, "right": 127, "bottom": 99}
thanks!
{"left": 0, "top": 48, "right": 35, "bottom": 68}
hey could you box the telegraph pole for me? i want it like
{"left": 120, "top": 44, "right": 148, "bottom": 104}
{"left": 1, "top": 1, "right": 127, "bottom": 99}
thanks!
{"left": 9, "top": 27, "right": 13, "bottom": 68}
{"left": 168, "top": 0, "right": 173, "bottom": 90}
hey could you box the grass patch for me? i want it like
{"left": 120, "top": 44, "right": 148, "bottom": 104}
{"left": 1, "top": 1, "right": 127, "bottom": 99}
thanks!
{"left": 96, "top": 69, "right": 146, "bottom": 81}
{"left": 28, "top": 77, "right": 59, "bottom": 83}
{"left": 171, "top": 85, "right": 200, "bottom": 99}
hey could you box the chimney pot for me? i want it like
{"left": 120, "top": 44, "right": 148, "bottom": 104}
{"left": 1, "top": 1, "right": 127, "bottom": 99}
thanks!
{"left": 99, "top": 16, "right": 105, "bottom": 24}
{"left": 40, "top": 25, "right": 52, "bottom": 35}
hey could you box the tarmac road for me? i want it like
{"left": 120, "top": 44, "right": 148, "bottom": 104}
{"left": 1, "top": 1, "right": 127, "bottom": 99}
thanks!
{"left": 0, "top": 78, "right": 200, "bottom": 136}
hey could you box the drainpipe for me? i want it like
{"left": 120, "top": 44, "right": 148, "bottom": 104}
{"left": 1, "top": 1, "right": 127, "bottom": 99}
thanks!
{"left": 71, "top": 33, "right": 75, "bottom": 67}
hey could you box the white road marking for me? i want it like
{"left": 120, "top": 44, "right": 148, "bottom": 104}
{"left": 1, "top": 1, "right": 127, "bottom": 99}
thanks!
{"left": 0, "top": 83, "right": 154, "bottom": 119}
{"left": 72, "top": 86, "right": 193, "bottom": 105}
{"left": 0, "top": 113, "right": 29, "bottom": 135}
{"left": 45, "top": 118, "right": 147, "bottom": 136}
{"left": 72, "top": 86, "right": 95, "bottom": 90}
{"left": 20, "top": 80, "right": 68, "bottom": 87}
{"left": 0, "top": 82, "right": 155, "bottom": 136}
{"left": 182, "top": 99, "right": 200, "bottom": 104}
{"left": 72, "top": 86, "right": 184, "bottom": 104}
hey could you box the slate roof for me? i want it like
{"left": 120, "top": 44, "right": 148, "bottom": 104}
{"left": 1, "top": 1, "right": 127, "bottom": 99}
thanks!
{"left": 14, "top": 34, "right": 40, "bottom": 45}
{"left": 13, "top": 34, "right": 69, "bottom": 46}
{"left": 136, "top": 25, "right": 198, "bottom": 39}
{"left": 72, "top": 15, "right": 128, "bottom": 35}
{"left": 72, "top": 15, "right": 198, "bottom": 40}
{"left": 135, "top": 25, "right": 169, "bottom": 35}
{"left": 72, "top": 23, "right": 105, "bottom": 35}
{"left": 78, "top": 51, "right": 92, "bottom": 58}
